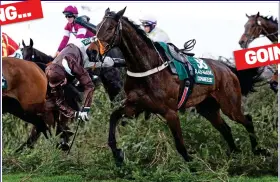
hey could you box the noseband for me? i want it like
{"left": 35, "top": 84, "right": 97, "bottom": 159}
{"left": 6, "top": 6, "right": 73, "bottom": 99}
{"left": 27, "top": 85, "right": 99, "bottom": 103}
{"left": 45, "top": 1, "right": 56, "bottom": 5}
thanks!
{"left": 96, "top": 14, "right": 123, "bottom": 56}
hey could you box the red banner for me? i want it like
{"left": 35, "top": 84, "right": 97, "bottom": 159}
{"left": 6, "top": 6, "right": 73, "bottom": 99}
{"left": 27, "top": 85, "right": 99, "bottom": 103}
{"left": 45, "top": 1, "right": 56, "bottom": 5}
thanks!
{"left": 233, "top": 43, "right": 280, "bottom": 70}
{"left": 0, "top": 0, "right": 43, "bottom": 26}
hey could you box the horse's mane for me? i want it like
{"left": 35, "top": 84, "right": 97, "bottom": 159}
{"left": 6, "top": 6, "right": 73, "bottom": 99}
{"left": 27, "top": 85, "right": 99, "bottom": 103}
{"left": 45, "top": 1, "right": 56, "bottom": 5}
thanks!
{"left": 33, "top": 47, "right": 50, "bottom": 57}
{"left": 32, "top": 47, "right": 53, "bottom": 61}
{"left": 262, "top": 15, "right": 278, "bottom": 25}
{"left": 121, "top": 15, "right": 156, "bottom": 49}
{"left": 250, "top": 13, "right": 278, "bottom": 25}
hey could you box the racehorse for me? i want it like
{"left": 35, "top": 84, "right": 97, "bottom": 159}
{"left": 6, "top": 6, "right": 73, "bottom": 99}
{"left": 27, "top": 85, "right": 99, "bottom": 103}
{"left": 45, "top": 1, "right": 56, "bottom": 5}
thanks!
{"left": 95, "top": 7, "right": 269, "bottom": 166}
{"left": 2, "top": 57, "right": 51, "bottom": 151}
{"left": 238, "top": 12, "right": 278, "bottom": 93}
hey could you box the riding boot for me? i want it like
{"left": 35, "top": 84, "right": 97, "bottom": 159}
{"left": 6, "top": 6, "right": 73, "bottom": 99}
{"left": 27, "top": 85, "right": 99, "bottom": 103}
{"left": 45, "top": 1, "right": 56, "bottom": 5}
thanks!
{"left": 113, "top": 58, "right": 126, "bottom": 67}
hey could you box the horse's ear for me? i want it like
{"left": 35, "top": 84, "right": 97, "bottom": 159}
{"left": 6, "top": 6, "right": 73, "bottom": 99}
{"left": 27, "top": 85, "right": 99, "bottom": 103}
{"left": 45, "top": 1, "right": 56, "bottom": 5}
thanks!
{"left": 116, "top": 6, "right": 126, "bottom": 20}
{"left": 256, "top": 12, "right": 260, "bottom": 17}
{"left": 30, "top": 38, "right": 33, "bottom": 47}
{"left": 246, "top": 13, "right": 250, "bottom": 18}
{"left": 105, "top": 8, "right": 110, "bottom": 14}
{"left": 22, "top": 40, "right": 26, "bottom": 47}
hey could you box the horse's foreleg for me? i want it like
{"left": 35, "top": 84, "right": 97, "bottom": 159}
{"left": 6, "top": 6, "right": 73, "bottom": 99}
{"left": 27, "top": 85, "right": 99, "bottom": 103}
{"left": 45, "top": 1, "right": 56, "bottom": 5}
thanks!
{"left": 163, "top": 109, "right": 192, "bottom": 162}
{"left": 15, "top": 125, "right": 41, "bottom": 153}
{"left": 108, "top": 105, "right": 126, "bottom": 166}
{"left": 108, "top": 103, "right": 137, "bottom": 167}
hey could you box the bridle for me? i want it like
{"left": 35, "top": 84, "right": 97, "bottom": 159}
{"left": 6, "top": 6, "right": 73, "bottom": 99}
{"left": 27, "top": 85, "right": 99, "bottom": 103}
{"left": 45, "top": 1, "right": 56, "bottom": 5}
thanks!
{"left": 96, "top": 13, "right": 123, "bottom": 57}
{"left": 95, "top": 12, "right": 169, "bottom": 78}
{"left": 243, "top": 18, "right": 278, "bottom": 47}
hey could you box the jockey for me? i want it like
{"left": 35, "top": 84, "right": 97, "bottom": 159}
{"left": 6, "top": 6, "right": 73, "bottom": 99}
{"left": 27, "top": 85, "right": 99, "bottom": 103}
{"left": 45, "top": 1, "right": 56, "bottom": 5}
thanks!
{"left": 45, "top": 37, "right": 125, "bottom": 122}
{"left": 45, "top": 43, "right": 94, "bottom": 122}
{"left": 54, "top": 5, "right": 95, "bottom": 58}
{"left": 139, "top": 14, "right": 171, "bottom": 43}
{"left": 2, "top": 32, "right": 22, "bottom": 58}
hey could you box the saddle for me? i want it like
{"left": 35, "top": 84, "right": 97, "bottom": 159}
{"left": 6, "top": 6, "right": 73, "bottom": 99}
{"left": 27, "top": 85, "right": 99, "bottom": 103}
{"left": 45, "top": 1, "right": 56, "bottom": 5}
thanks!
{"left": 166, "top": 43, "right": 195, "bottom": 77}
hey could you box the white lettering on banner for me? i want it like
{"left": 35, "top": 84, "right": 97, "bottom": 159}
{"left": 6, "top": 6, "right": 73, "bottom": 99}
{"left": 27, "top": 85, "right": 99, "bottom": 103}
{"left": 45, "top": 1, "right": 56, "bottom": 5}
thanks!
{"left": 245, "top": 46, "right": 280, "bottom": 65}
{"left": 0, "top": 6, "right": 17, "bottom": 21}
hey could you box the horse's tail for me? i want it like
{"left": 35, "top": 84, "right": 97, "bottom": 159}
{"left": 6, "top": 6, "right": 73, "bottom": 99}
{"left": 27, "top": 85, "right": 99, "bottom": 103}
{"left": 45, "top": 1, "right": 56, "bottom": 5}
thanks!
{"left": 224, "top": 63, "right": 265, "bottom": 96}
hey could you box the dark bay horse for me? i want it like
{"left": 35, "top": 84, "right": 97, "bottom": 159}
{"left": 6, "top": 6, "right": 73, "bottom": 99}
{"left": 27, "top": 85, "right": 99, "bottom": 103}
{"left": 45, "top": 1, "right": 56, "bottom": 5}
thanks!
{"left": 239, "top": 12, "right": 278, "bottom": 93}
{"left": 95, "top": 7, "right": 269, "bottom": 166}
{"left": 2, "top": 57, "right": 50, "bottom": 150}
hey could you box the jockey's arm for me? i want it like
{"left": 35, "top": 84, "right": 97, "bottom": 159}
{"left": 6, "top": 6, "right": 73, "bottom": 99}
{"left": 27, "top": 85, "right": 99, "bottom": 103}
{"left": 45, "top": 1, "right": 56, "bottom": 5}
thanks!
{"left": 57, "top": 24, "right": 71, "bottom": 52}
{"left": 69, "top": 59, "right": 94, "bottom": 109}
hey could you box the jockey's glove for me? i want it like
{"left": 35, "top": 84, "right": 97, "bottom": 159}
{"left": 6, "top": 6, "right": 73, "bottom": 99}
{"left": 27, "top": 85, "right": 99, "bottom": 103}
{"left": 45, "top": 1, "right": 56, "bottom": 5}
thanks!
{"left": 76, "top": 107, "right": 90, "bottom": 121}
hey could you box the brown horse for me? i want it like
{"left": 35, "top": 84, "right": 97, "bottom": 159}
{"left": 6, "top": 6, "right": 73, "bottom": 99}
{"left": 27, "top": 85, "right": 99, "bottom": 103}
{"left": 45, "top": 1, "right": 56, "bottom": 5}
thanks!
{"left": 2, "top": 57, "right": 51, "bottom": 151}
{"left": 238, "top": 12, "right": 278, "bottom": 93}
{"left": 94, "top": 7, "right": 269, "bottom": 166}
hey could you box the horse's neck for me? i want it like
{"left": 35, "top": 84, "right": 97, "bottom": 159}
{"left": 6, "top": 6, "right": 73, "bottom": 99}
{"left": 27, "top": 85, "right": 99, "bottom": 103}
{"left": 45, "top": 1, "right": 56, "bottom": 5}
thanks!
{"left": 264, "top": 23, "right": 278, "bottom": 43}
{"left": 120, "top": 22, "right": 161, "bottom": 72}
{"left": 35, "top": 49, "right": 53, "bottom": 64}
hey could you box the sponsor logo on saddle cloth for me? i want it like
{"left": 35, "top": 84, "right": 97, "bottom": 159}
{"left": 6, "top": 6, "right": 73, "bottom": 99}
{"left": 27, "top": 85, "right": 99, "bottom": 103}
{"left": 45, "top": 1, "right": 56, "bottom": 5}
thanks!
{"left": 157, "top": 42, "right": 215, "bottom": 85}
{"left": 187, "top": 56, "right": 215, "bottom": 85}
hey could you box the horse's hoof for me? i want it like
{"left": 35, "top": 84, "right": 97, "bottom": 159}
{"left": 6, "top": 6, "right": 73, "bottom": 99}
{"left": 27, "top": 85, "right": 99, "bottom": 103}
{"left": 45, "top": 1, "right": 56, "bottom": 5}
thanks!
{"left": 121, "top": 121, "right": 127, "bottom": 126}
{"left": 253, "top": 147, "right": 271, "bottom": 157}
{"left": 114, "top": 149, "right": 124, "bottom": 167}
{"left": 58, "top": 142, "right": 70, "bottom": 151}
{"left": 144, "top": 112, "right": 151, "bottom": 120}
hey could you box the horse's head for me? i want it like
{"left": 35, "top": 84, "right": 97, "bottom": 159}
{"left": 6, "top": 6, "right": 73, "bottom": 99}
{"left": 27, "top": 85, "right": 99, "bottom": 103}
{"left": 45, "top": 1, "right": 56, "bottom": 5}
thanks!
{"left": 239, "top": 12, "right": 278, "bottom": 49}
{"left": 22, "top": 38, "right": 34, "bottom": 61}
{"left": 96, "top": 7, "right": 126, "bottom": 55}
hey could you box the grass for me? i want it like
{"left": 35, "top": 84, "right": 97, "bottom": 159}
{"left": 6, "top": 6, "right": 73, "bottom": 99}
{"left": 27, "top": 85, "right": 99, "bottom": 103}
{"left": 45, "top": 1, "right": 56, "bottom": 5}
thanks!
{"left": 2, "top": 82, "right": 278, "bottom": 182}
{"left": 2, "top": 174, "right": 277, "bottom": 182}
